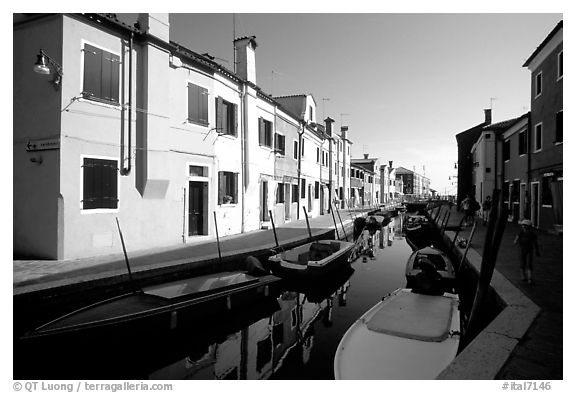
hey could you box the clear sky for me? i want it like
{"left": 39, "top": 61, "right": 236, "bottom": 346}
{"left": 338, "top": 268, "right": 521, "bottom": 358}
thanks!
{"left": 117, "top": 11, "right": 562, "bottom": 195}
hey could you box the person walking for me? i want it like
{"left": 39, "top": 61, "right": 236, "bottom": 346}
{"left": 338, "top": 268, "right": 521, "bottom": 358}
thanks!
{"left": 514, "top": 219, "right": 540, "bottom": 285}
{"left": 482, "top": 196, "right": 492, "bottom": 225}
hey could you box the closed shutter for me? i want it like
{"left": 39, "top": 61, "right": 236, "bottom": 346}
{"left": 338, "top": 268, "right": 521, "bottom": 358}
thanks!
{"left": 188, "top": 83, "right": 199, "bottom": 122}
{"left": 215, "top": 97, "right": 223, "bottom": 133}
{"left": 83, "top": 44, "right": 101, "bottom": 99}
{"left": 199, "top": 86, "right": 208, "bottom": 125}
{"left": 259, "top": 117, "right": 265, "bottom": 145}
{"left": 232, "top": 103, "right": 238, "bottom": 136}
{"left": 102, "top": 52, "right": 120, "bottom": 102}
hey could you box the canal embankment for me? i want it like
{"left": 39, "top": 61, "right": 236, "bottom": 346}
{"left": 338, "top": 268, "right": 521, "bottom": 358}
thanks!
{"left": 13, "top": 210, "right": 366, "bottom": 335}
{"left": 430, "top": 204, "right": 562, "bottom": 380}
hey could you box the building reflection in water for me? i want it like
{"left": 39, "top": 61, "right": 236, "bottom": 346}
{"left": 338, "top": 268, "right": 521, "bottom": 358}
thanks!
{"left": 149, "top": 269, "right": 353, "bottom": 380}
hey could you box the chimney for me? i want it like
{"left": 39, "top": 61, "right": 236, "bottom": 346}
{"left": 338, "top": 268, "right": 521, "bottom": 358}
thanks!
{"left": 364, "top": 154, "right": 369, "bottom": 159}
{"left": 341, "top": 126, "right": 348, "bottom": 140}
{"left": 324, "top": 117, "right": 334, "bottom": 137}
{"left": 484, "top": 108, "right": 492, "bottom": 125}
{"left": 389, "top": 160, "right": 393, "bottom": 168}
{"left": 234, "top": 36, "right": 258, "bottom": 84}
{"left": 137, "top": 13, "right": 170, "bottom": 42}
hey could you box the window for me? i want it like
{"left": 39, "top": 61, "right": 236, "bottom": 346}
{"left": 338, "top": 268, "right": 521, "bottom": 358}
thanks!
{"left": 314, "top": 181, "right": 320, "bottom": 199}
{"left": 187, "top": 83, "right": 209, "bottom": 126}
{"left": 82, "top": 43, "right": 120, "bottom": 104}
{"left": 518, "top": 130, "right": 527, "bottom": 156}
{"left": 555, "top": 111, "right": 563, "bottom": 143}
{"left": 486, "top": 167, "right": 492, "bottom": 173}
{"left": 309, "top": 105, "right": 314, "bottom": 122}
{"left": 218, "top": 171, "right": 238, "bottom": 204}
{"left": 292, "top": 185, "right": 299, "bottom": 202}
{"left": 275, "top": 134, "right": 286, "bottom": 155}
{"left": 535, "top": 72, "right": 542, "bottom": 98}
{"left": 503, "top": 139, "right": 511, "bottom": 161}
{"left": 258, "top": 118, "right": 273, "bottom": 148}
{"left": 534, "top": 123, "right": 543, "bottom": 152}
{"left": 301, "top": 139, "right": 305, "bottom": 156}
{"left": 293, "top": 141, "right": 299, "bottom": 160}
{"left": 316, "top": 147, "right": 320, "bottom": 163}
{"left": 216, "top": 97, "right": 237, "bottom": 136}
{"left": 189, "top": 165, "right": 208, "bottom": 177}
{"left": 542, "top": 175, "right": 553, "bottom": 206}
{"left": 301, "top": 179, "right": 306, "bottom": 198}
{"left": 276, "top": 183, "right": 285, "bottom": 203}
{"left": 558, "top": 51, "right": 563, "bottom": 80}
{"left": 82, "top": 157, "right": 118, "bottom": 210}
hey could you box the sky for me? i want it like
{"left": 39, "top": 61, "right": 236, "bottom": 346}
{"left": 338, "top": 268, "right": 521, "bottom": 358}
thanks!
{"left": 118, "top": 11, "right": 562, "bottom": 195}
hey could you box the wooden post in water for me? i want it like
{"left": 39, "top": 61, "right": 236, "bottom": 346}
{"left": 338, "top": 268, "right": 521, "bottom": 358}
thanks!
{"left": 330, "top": 204, "right": 340, "bottom": 240}
{"left": 464, "top": 189, "right": 507, "bottom": 344}
{"left": 269, "top": 210, "right": 280, "bottom": 249}
{"left": 302, "top": 206, "right": 313, "bottom": 241}
{"left": 441, "top": 212, "right": 451, "bottom": 236}
{"left": 450, "top": 215, "right": 468, "bottom": 250}
{"left": 457, "top": 221, "right": 477, "bottom": 274}
{"left": 334, "top": 202, "right": 348, "bottom": 241}
{"left": 213, "top": 211, "right": 222, "bottom": 263}
{"left": 115, "top": 218, "right": 139, "bottom": 293}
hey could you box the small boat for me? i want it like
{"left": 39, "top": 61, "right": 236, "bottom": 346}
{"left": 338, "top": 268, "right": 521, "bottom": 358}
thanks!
{"left": 281, "top": 264, "right": 355, "bottom": 303}
{"left": 334, "top": 288, "right": 460, "bottom": 380}
{"left": 405, "top": 246, "right": 456, "bottom": 292}
{"left": 21, "top": 271, "right": 281, "bottom": 340}
{"left": 267, "top": 240, "right": 355, "bottom": 279}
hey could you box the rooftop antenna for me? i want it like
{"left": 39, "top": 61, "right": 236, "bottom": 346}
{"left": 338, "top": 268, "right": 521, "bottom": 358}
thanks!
{"left": 490, "top": 97, "right": 497, "bottom": 110}
{"left": 322, "top": 98, "right": 330, "bottom": 119}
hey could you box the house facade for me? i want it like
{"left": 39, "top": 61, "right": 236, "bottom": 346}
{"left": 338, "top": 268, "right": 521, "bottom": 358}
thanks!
{"left": 14, "top": 13, "right": 357, "bottom": 260}
{"left": 522, "top": 20, "right": 563, "bottom": 232}
{"left": 394, "top": 167, "right": 430, "bottom": 198}
{"left": 351, "top": 155, "right": 381, "bottom": 207}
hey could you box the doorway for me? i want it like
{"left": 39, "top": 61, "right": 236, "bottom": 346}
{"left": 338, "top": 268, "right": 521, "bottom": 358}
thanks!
{"left": 261, "top": 180, "right": 269, "bottom": 222}
{"left": 189, "top": 181, "right": 208, "bottom": 236}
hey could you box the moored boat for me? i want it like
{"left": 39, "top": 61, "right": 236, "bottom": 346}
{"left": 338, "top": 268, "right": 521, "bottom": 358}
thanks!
{"left": 334, "top": 288, "right": 460, "bottom": 380}
{"left": 21, "top": 271, "right": 281, "bottom": 340}
{"left": 267, "top": 240, "right": 355, "bottom": 279}
{"left": 405, "top": 246, "right": 456, "bottom": 292}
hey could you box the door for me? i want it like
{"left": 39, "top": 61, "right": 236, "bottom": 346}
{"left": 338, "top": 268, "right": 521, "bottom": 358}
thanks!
{"left": 284, "top": 184, "right": 290, "bottom": 221}
{"left": 520, "top": 183, "right": 527, "bottom": 220}
{"left": 189, "top": 181, "right": 205, "bottom": 236}
{"left": 531, "top": 182, "right": 539, "bottom": 227}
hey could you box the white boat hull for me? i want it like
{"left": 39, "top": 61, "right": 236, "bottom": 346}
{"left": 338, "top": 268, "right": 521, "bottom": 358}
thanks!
{"left": 334, "top": 288, "right": 460, "bottom": 380}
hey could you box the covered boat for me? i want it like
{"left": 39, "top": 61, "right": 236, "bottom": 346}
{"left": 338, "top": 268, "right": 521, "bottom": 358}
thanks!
{"left": 267, "top": 240, "right": 355, "bottom": 279}
{"left": 405, "top": 246, "right": 456, "bottom": 293}
{"left": 334, "top": 288, "right": 460, "bottom": 380}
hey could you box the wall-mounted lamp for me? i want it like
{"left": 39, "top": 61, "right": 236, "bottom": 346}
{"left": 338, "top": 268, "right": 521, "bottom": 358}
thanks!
{"left": 33, "top": 49, "right": 63, "bottom": 87}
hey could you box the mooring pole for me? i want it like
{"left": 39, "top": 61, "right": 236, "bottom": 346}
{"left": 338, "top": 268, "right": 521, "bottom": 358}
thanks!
{"left": 269, "top": 210, "right": 280, "bottom": 249}
{"left": 330, "top": 204, "right": 340, "bottom": 240}
{"left": 213, "top": 211, "right": 222, "bottom": 263}
{"left": 302, "top": 207, "right": 313, "bottom": 241}
{"left": 115, "top": 218, "right": 138, "bottom": 293}
{"left": 334, "top": 202, "right": 348, "bottom": 241}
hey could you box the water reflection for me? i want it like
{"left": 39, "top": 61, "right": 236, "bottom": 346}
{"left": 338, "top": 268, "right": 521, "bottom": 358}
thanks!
{"left": 149, "top": 216, "right": 412, "bottom": 380}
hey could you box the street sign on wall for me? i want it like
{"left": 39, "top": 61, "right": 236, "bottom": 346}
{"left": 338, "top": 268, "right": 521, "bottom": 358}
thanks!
{"left": 26, "top": 137, "right": 60, "bottom": 152}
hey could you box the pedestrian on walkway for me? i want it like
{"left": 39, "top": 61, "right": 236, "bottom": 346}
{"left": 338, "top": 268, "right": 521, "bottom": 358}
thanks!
{"left": 514, "top": 219, "right": 540, "bottom": 285}
{"left": 461, "top": 195, "right": 475, "bottom": 226}
{"left": 482, "top": 195, "right": 492, "bottom": 225}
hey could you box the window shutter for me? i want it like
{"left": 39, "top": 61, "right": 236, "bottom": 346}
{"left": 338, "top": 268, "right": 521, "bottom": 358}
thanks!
{"left": 199, "top": 86, "right": 208, "bottom": 125}
{"left": 218, "top": 171, "right": 225, "bottom": 205}
{"left": 188, "top": 83, "right": 198, "bottom": 122}
{"left": 216, "top": 97, "right": 223, "bottom": 133}
{"left": 232, "top": 103, "right": 238, "bottom": 136}
{"left": 83, "top": 44, "right": 101, "bottom": 99}
{"left": 258, "top": 118, "right": 265, "bottom": 145}
{"left": 233, "top": 173, "right": 239, "bottom": 203}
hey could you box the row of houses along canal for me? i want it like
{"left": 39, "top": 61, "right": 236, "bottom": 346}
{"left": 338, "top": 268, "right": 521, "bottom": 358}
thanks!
{"left": 15, "top": 204, "right": 498, "bottom": 380}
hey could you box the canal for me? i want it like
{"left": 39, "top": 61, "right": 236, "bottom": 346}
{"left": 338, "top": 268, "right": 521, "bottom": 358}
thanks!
{"left": 15, "top": 215, "right": 415, "bottom": 380}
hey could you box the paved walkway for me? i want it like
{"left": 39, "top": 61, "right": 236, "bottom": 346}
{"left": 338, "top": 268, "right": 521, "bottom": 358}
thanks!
{"left": 432, "top": 204, "right": 563, "bottom": 380}
{"left": 13, "top": 208, "right": 366, "bottom": 293}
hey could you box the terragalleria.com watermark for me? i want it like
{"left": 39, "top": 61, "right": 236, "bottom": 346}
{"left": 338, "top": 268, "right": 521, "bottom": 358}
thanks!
{"left": 13, "top": 381, "right": 173, "bottom": 393}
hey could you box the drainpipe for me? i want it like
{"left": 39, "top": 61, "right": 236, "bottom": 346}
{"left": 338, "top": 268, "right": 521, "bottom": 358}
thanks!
{"left": 240, "top": 84, "right": 247, "bottom": 232}
{"left": 296, "top": 123, "right": 304, "bottom": 220}
{"left": 121, "top": 32, "right": 134, "bottom": 175}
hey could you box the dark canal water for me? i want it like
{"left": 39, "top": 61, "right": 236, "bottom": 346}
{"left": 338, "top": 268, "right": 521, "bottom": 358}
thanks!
{"left": 16, "top": 215, "right": 415, "bottom": 380}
